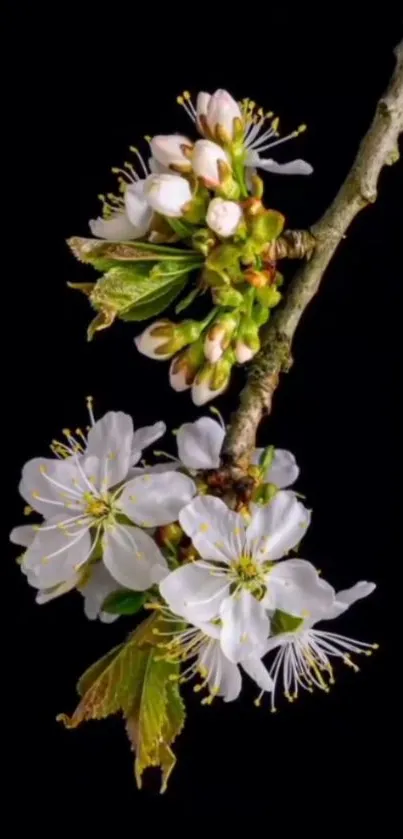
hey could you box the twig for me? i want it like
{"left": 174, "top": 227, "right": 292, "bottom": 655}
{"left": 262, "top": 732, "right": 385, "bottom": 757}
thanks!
{"left": 223, "top": 40, "right": 403, "bottom": 474}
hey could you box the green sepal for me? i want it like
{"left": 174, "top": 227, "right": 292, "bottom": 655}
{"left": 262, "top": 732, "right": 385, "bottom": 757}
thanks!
{"left": 101, "top": 590, "right": 147, "bottom": 616}
{"left": 271, "top": 609, "right": 304, "bottom": 635}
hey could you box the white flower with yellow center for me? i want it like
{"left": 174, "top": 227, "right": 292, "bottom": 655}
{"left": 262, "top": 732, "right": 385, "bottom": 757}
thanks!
{"left": 10, "top": 407, "right": 195, "bottom": 597}
{"left": 159, "top": 492, "right": 331, "bottom": 662}
{"left": 152, "top": 606, "right": 274, "bottom": 704}
{"left": 89, "top": 148, "right": 153, "bottom": 240}
{"left": 264, "top": 581, "right": 377, "bottom": 711}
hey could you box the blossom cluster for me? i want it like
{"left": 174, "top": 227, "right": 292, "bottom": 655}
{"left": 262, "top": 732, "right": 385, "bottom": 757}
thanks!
{"left": 74, "top": 89, "right": 313, "bottom": 404}
{"left": 11, "top": 406, "right": 376, "bottom": 710}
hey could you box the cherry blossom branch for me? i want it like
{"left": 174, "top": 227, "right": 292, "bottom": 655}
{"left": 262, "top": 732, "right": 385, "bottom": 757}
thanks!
{"left": 222, "top": 40, "right": 403, "bottom": 475}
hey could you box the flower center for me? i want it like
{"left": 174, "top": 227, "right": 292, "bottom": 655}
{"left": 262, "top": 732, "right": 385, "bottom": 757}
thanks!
{"left": 84, "top": 494, "right": 110, "bottom": 519}
{"left": 231, "top": 554, "right": 265, "bottom": 595}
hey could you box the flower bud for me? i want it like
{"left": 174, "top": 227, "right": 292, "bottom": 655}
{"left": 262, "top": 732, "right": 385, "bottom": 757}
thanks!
{"left": 244, "top": 268, "right": 273, "bottom": 289}
{"left": 191, "top": 350, "right": 234, "bottom": 406}
{"left": 150, "top": 135, "right": 193, "bottom": 173}
{"left": 206, "top": 198, "right": 243, "bottom": 238}
{"left": 196, "top": 91, "right": 211, "bottom": 135}
{"left": 235, "top": 317, "right": 260, "bottom": 364}
{"left": 255, "top": 285, "right": 282, "bottom": 308}
{"left": 135, "top": 319, "right": 203, "bottom": 360}
{"left": 206, "top": 89, "right": 242, "bottom": 144}
{"left": 211, "top": 286, "right": 244, "bottom": 307}
{"left": 145, "top": 173, "right": 192, "bottom": 217}
{"left": 169, "top": 338, "right": 205, "bottom": 391}
{"left": 204, "top": 312, "right": 239, "bottom": 363}
{"left": 192, "top": 228, "right": 216, "bottom": 256}
{"left": 191, "top": 140, "right": 231, "bottom": 188}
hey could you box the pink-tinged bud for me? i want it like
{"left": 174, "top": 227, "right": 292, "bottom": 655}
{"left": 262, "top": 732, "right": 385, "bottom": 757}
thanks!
{"left": 169, "top": 339, "right": 205, "bottom": 391}
{"left": 191, "top": 140, "right": 231, "bottom": 188}
{"left": 206, "top": 198, "right": 243, "bottom": 238}
{"left": 206, "top": 89, "right": 242, "bottom": 144}
{"left": 150, "top": 135, "right": 193, "bottom": 173}
{"left": 234, "top": 317, "right": 260, "bottom": 364}
{"left": 204, "top": 312, "right": 239, "bottom": 363}
{"left": 235, "top": 340, "right": 256, "bottom": 363}
{"left": 191, "top": 351, "right": 234, "bottom": 406}
{"left": 145, "top": 173, "right": 192, "bottom": 217}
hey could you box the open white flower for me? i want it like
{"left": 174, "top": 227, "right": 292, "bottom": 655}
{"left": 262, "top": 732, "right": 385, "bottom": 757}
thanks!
{"left": 154, "top": 606, "right": 273, "bottom": 703}
{"left": 10, "top": 409, "right": 194, "bottom": 595}
{"left": 264, "top": 581, "right": 377, "bottom": 710}
{"left": 241, "top": 99, "right": 313, "bottom": 177}
{"left": 175, "top": 415, "right": 299, "bottom": 489}
{"left": 160, "top": 492, "right": 326, "bottom": 662}
{"left": 89, "top": 150, "right": 153, "bottom": 240}
{"left": 145, "top": 173, "right": 192, "bottom": 217}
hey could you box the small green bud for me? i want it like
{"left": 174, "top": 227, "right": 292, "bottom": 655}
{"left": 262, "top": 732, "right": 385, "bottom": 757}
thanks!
{"left": 204, "top": 312, "right": 239, "bottom": 363}
{"left": 212, "top": 286, "right": 244, "bottom": 307}
{"left": 255, "top": 286, "right": 282, "bottom": 308}
{"left": 192, "top": 227, "right": 217, "bottom": 256}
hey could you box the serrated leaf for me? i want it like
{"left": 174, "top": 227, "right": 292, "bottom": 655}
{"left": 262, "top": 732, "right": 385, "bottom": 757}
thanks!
{"left": 271, "top": 609, "right": 304, "bottom": 635}
{"left": 59, "top": 613, "right": 186, "bottom": 792}
{"left": 175, "top": 285, "right": 200, "bottom": 314}
{"left": 102, "top": 590, "right": 146, "bottom": 616}
{"left": 67, "top": 237, "right": 200, "bottom": 271}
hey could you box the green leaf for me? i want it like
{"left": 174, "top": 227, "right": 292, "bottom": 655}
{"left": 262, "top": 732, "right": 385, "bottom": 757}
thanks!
{"left": 102, "top": 590, "right": 146, "bottom": 616}
{"left": 175, "top": 286, "right": 200, "bottom": 314}
{"left": 67, "top": 236, "right": 200, "bottom": 271}
{"left": 250, "top": 210, "right": 285, "bottom": 245}
{"left": 58, "top": 613, "right": 186, "bottom": 793}
{"left": 120, "top": 275, "right": 187, "bottom": 321}
{"left": 271, "top": 609, "right": 304, "bottom": 635}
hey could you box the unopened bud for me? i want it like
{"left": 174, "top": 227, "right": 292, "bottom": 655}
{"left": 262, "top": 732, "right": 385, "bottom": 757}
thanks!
{"left": 191, "top": 350, "right": 234, "bottom": 406}
{"left": 150, "top": 134, "right": 193, "bottom": 173}
{"left": 169, "top": 338, "right": 205, "bottom": 391}
{"left": 156, "top": 522, "right": 184, "bottom": 549}
{"left": 145, "top": 173, "right": 192, "bottom": 218}
{"left": 135, "top": 319, "right": 204, "bottom": 360}
{"left": 206, "top": 198, "right": 243, "bottom": 238}
{"left": 206, "top": 89, "right": 242, "bottom": 144}
{"left": 211, "top": 286, "right": 244, "bottom": 307}
{"left": 192, "top": 140, "right": 232, "bottom": 188}
{"left": 204, "top": 312, "right": 239, "bottom": 363}
{"left": 235, "top": 317, "right": 260, "bottom": 364}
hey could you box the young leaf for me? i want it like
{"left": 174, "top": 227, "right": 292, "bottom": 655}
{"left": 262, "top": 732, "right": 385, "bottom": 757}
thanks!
{"left": 102, "top": 590, "right": 146, "bottom": 616}
{"left": 271, "top": 609, "right": 304, "bottom": 635}
{"left": 58, "top": 613, "right": 186, "bottom": 792}
{"left": 67, "top": 237, "right": 200, "bottom": 271}
{"left": 120, "top": 276, "right": 187, "bottom": 321}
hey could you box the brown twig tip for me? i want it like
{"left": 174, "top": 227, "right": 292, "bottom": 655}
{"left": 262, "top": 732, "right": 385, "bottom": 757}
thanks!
{"left": 223, "top": 40, "right": 403, "bottom": 472}
{"left": 266, "top": 230, "right": 316, "bottom": 261}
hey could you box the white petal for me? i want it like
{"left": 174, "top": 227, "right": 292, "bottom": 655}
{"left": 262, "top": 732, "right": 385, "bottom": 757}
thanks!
{"left": 103, "top": 524, "right": 167, "bottom": 591}
{"left": 219, "top": 591, "right": 271, "bottom": 662}
{"left": 324, "top": 580, "right": 376, "bottom": 619}
{"left": 86, "top": 411, "right": 134, "bottom": 487}
{"left": 266, "top": 558, "right": 335, "bottom": 617}
{"left": 89, "top": 213, "right": 140, "bottom": 240}
{"left": 22, "top": 516, "right": 92, "bottom": 588}
{"left": 246, "top": 490, "right": 311, "bottom": 561}
{"left": 198, "top": 640, "right": 242, "bottom": 702}
{"left": 10, "top": 525, "right": 36, "bottom": 548}
{"left": 36, "top": 575, "right": 80, "bottom": 604}
{"left": 124, "top": 180, "right": 153, "bottom": 235}
{"left": 130, "top": 420, "right": 166, "bottom": 465}
{"left": 252, "top": 448, "right": 299, "bottom": 488}
{"left": 179, "top": 494, "right": 244, "bottom": 563}
{"left": 176, "top": 417, "right": 225, "bottom": 470}
{"left": 19, "top": 457, "right": 79, "bottom": 516}
{"left": 80, "top": 561, "right": 120, "bottom": 621}
{"left": 118, "top": 471, "right": 196, "bottom": 527}
{"left": 196, "top": 91, "right": 211, "bottom": 119}
{"left": 246, "top": 154, "right": 313, "bottom": 175}
{"left": 159, "top": 561, "right": 229, "bottom": 622}
{"left": 145, "top": 173, "right": 192, "bottom": 217}
{"left": 241, "top": 657, "right": 274, "bottom": 692}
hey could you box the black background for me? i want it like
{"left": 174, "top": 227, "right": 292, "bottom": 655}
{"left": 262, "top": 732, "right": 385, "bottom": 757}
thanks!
{"left": 5, "top": 7, "right": 400, "bottom": 826}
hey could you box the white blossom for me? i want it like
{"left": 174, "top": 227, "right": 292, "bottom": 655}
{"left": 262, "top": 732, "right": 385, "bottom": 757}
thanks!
{"left": 264, "top": 581, "right": 377, "bottom": 710}
{"left": 145, "top": 173, "right": 192, "bottom": 217}
{"left": 89, "top": 150, "right": 153, "bottom": 240}
{"left": 241, "top": 100, "right": 312, "bottom": 177}
{"left": 191, "top": 140, "right": 231, "bottom": 187}
{"left": 160, "top": 491, "right": 325, "bottom": 662}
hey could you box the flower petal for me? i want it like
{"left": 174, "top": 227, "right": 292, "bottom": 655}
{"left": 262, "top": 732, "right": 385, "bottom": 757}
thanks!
{"left": 89, "top": 212, "right": 140, "bottom": 240}
{"left": 252, "top": 448, "right": 299, "bottom": 488}
{"left": 22, "top": 516, "right": 92, "bottom": 588}
{"left": 130, "top": 420, "right": 166, "bottom": 465}
{"left": 79, "top": 561, "right": 120, "bottom": 621}
{"left": 103, "top": 524, "right": 167, "bottom": 591}
{"left": 176, "top": 417, "right": 225, "bottom": 470}
{"left": 118, "top": 471, "right": 196, "bottom": 527}
{"left": 159, "top": 561, "right": 229, "bottom": 622}
{"left": 86, "top": 411, "right": 134, "bottom": 487}
{"left": 246, "top": 153, "right": 313, "bottom": 175}
{"left": 266, "top": 558, "right": 335, "bottom": 617}
{"left": 246, "top": 490, "right": 311, "bottom": 561}
{"left": 10, "top": 525, "right": 36, "bottom": 548}
{"left": 19, "top": 457, "right": 80, "bottom": 516}
{"left": 219, "top": 591, "right": 271, "bottom": 662}
{"left": 241, "top": 657, "right": 274, "bottom": 692}
{"left": 179, "top": 494, "right": 245, "bottom": 563}
{"left": 198, "top": 640, "right": 242, "bottom": 702}
{"left": 324, "top": 580, "right": 376, "bottom": 619}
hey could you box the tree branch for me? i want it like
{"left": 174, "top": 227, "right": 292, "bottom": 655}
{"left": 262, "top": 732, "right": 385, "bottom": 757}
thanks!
{"left": 222, "top": 40, "right": 403, "bottom": 475}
